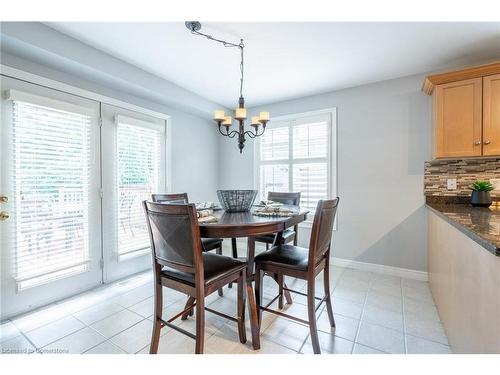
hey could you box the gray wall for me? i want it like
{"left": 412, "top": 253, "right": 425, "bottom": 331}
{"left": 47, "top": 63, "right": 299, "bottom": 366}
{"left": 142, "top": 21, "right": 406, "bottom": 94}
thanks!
{"left": 0, "top": 55, "right": 220, "bottom": 203}
{"left": 219, "top": 74, "right": 432, "bottom": 271}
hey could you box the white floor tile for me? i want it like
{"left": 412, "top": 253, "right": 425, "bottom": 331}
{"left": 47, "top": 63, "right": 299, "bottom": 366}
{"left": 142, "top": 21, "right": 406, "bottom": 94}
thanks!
{"left": 89, "top": 310, "right": 143, "bottom": 338}
{"left": 356, "top": 322, "right": 405, "bottom": 354}
{"left": 12, "top": 304, "right": 69, "bottom": 333}
{"left": 316, "top": 311, "right": 359, "bottom": 342}
{"left": 73, "top": 302, "right": 124, "bottom": 325}
{"left": 111, "top": 319, "right": 168, "bottom": 354}
{"left": 0, "top": 321, "right": 21, "bottom": 343}
{"left": 84, "top": 340, "right": 127, "bottom": 354}
{"left": 362, "top": 305, "right": 404, "bottom": 332}
{"left": 404, "top": 296, "right": 441, "bottom": 322}
{"left": 331, "top": 297, "right": 364, "bottom": 319}
{"left": 352, "top": 343, "right": 387, "bottom": 354}
{"left": 406, "top": 334, "right": 452, "bottom": 354}
{"left": 0, "top": 334, "right": 36, "bottom": 354}
{"left": 300, "top": 332, "right": 354, "bottom": 354}
{"left": 42, "top": 327, "right": 105, "bottom": 354}
{"left": 365, "top": 291, "right": 402, "bottom": 313}
{"left": 24, "top": 315, "right": 85, "bottom": 348}
{"left": 405, "top": 313, "right": 449, "bottom": 345}
{"left": 262, "top": 318, "right": 310, "bottom": 352}
{"left": 5, "top": 268, "right": 452, "bottom": 355}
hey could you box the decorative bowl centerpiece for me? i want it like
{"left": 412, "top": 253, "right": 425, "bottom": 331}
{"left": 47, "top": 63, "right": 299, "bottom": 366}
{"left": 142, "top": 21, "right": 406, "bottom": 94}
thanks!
{"left": 217, "top": 190, "right": 257, "bottom": 212}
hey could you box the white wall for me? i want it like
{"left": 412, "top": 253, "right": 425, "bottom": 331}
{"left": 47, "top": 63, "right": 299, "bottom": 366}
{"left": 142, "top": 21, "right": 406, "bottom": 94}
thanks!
{"left": 219, "top": 74, "right": 432, "bottom": 271}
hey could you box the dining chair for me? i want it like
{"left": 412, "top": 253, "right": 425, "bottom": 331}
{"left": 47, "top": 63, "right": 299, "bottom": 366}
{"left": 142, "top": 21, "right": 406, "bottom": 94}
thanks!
{"left": 152, "top": 193, "right": 225, "bottom": 296}
{"left": 254, "top": 198, "right": 339, "bottom": 354}
{"left": 143, "top": 201, "right": 248, "bottom": 354}
{"left": 255, "top": 192, "right": 301, "bottom": 249}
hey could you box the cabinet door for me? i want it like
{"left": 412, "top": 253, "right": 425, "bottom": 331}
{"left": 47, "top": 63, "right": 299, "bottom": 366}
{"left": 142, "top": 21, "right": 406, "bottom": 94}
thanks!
{"left": 434, "top": 78, "right": 482, "bottom": 158}
{"left": 483, "top": 73, "right": 500, "bottom": 156}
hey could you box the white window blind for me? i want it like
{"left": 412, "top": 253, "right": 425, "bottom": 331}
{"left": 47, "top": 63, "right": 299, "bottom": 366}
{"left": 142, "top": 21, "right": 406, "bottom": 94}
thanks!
{"left": 116, "top": 120, "right": 162, "bottom": 257}
{"left": 256, "top": 112, "right": 333, "bottom": 219}
{"left": 12, "top": 100, "right": 92, "bottom": 289}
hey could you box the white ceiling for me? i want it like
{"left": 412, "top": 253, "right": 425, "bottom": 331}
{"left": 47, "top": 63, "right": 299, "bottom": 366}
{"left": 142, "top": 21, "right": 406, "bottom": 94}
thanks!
{"left": 45, "top": 22, "right": 500, "bottom": 108}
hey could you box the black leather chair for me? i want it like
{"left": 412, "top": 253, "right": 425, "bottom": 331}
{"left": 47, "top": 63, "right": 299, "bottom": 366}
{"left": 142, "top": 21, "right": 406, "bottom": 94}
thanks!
{"left": 143, "top": 201, "right": 250, "bottom": 354}
{"left": 254, "top": 192, "right": 301, "bottom": 249}
{"left": 254, "top": 198, "right": 339, "bottom": 354}
{"left": 152, "top": 193, "right": 225, "bottom": 296}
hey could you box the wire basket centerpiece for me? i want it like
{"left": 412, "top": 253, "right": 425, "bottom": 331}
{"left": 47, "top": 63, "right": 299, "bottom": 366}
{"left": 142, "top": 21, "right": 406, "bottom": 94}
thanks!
{"left": 216, "top": 190, "right": 257, "bottom": 212}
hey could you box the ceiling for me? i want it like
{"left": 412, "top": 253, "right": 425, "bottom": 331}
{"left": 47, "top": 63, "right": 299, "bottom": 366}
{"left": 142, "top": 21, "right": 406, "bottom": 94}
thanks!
{"left": 45, "top": 22, "right": 500, "bottom": 108}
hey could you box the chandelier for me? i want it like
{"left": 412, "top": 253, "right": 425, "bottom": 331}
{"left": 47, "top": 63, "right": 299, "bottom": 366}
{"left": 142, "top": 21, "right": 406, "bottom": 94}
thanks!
{"left": 186, "top": 21, "right": 269, "bottom": 153}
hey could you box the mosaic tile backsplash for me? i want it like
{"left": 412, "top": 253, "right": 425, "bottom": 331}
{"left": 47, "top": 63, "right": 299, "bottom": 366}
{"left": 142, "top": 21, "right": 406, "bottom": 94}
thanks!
{"left": 424, "top": 157, "right": 500, "bottom": 198}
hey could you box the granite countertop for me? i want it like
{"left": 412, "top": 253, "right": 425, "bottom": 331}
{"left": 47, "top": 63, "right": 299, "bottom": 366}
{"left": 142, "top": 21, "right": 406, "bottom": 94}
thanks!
{"left": 426, "top": 201, "right": 500, "bottom": 256}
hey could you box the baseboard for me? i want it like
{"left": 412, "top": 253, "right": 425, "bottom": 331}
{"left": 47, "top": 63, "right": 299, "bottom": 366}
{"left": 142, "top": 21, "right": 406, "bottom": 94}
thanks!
{"left": 222, "top": 240, "right": 428, "bottom": 281}
{"left": 332, "top": 257, "right": 428, "bottom": 281}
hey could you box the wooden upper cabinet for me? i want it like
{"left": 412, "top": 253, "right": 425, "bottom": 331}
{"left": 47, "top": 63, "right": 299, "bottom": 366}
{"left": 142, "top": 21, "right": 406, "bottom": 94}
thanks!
{"left": 423, "top": 61, "right": 500, "bottom": 158}
{"left": 483, "top": 73, "right": 500, "bottom": 156}
{"left": 434, "top": 78, "right": 482, "bottom": 158}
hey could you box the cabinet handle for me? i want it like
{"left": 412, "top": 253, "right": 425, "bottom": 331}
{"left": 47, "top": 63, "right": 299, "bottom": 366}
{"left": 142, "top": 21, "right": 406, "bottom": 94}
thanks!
{"left": 484, "top": 140, "right": 491, "bottom": 145}
{"left": 0, "top": 195, "right": 8, "bottom": 203}
{"left": 0, "top": 211, "right": 9, "bottom": 221}
{"left": 474, "top": 141, "right": 481, "bottom": 146}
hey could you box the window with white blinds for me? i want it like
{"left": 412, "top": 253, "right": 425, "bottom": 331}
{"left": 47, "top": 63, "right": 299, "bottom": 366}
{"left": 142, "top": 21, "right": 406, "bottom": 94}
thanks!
{"left": 116, "top": 120, "right": 162, "bottom": 257}
{"left": 256, "top": 111, "right": 334, "bottom": 220}
{"left": 12, "top": 100, "right": 92, "bottom": 289}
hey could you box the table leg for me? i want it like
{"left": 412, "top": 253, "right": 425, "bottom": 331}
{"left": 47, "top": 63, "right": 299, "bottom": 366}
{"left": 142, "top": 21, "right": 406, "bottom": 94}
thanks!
{"left": 246, "top": 282, "right": 260, "bottom": 350}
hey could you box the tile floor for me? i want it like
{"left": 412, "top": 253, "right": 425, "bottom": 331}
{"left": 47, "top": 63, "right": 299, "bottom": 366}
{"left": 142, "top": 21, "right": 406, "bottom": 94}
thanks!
{"left": 0, "top": 266, "right": 453, "bottom": 354}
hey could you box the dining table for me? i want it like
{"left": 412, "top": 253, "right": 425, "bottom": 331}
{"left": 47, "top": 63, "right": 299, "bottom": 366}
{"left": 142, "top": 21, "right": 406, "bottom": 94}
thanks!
{"left": 196, "top": 206, "right": 309, "bottom": 350}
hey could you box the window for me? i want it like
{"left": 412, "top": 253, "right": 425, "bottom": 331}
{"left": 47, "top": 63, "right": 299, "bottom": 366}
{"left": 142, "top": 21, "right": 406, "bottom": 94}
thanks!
{"left": 256, "top": 110, "right": 336, "bottom": 221}
{"left": 11, "top": 99, "right": 93, "bottom": 289}
{"left": 116, "top": 116, "right": 163, "bottom": 257}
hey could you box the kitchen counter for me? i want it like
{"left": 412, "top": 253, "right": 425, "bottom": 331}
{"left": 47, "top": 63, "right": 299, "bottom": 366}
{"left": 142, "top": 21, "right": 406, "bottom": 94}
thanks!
{"left": 426, "top": 201, "right": 500, "bottom": 256}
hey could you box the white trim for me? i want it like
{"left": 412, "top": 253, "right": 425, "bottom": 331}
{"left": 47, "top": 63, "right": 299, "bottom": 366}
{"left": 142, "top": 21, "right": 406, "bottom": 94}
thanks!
{"left": 114, "top": 114, "right": 165, "bottom": 132}
{"left": 331, "top": 257, "right": 428, "bottom": 281}
{"left": 1, "top": 64, "right": 171, "bottom": 120}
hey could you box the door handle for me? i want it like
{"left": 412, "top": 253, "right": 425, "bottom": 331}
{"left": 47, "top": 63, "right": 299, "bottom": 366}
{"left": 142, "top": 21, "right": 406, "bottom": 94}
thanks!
{"left": 0, "top": 195, "right": 8, "bottom": 203}
{"left": 0, "top": 211, "right": 9, "bottom": 221}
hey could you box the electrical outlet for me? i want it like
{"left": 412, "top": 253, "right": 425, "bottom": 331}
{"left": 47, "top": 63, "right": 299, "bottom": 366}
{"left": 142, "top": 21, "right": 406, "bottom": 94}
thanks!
{"left": 447, "top": 178, "right": 457, "bottom": 190}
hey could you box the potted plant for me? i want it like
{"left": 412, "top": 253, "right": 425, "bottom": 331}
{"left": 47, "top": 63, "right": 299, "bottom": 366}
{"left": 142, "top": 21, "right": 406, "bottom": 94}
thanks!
{"left": 470, "top": 180, "right": 494, "bottom": 207}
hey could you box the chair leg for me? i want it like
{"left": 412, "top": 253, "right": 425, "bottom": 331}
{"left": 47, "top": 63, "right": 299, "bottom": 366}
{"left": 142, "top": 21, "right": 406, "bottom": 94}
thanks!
{"left": 247, "top": 280, "right": 261, "bottom": 350}
{"left": 216, "top": 244, "right": 224, "bottom": 297}
{"left": 266, "top": 243, "right": 269, "bottom": 250}
{"left": 229, "top": 238, "right": 238, "bottom": 288}
{"left": 237, "top": 270, "right": 247, "bottom": 344}
{"left": 149, "top": 280, "right": 163, "bottom": 354}
{"left": 255, "top": 265, "right": 263, "bottom": 325}
{"left": 293, "top": 225, "right": 298, "bottom": 246}
{"left": 181, "top": 296, "right": 195, "bottom": 320}
{"left": 195, "top": 291, "right": 205, "bottom": 354}
{"left": 278, "top": 273, "right": 284, "bottom": 309}
{"left": 307, "top": 278, "right": 321, "bottom": 354}
{"left": 323, "top": 263, "right": 335, "bottom": 329}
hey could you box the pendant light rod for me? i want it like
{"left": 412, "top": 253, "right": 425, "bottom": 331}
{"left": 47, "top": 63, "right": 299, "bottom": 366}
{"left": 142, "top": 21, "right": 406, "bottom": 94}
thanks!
{"left": 186, "top": 21, "right": 269, "bottom": 153}
{"left": 185, "top": 21, "right": 245, "bottom": 99}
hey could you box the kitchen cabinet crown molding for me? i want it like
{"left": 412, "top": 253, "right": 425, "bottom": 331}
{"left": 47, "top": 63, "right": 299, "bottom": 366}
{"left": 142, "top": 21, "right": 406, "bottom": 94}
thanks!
{"left": 422, "top": 61, "right": 500, "bottom": 95}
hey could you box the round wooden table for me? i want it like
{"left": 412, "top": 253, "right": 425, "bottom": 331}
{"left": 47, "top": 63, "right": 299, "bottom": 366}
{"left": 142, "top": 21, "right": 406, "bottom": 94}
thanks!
{"left": 198, "top": 208, "right": 309, "bottom": 350}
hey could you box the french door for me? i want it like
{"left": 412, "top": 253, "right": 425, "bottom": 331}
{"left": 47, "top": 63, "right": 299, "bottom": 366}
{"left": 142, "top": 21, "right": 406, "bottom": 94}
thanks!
{"left": 0, "top": 77, "right": 102, "bottom": 318}
{"left": 101, "top": 103, "right": 166, "bottom": 282}
{"left": 0, "top": 77, "right": 167, "bottom": 319}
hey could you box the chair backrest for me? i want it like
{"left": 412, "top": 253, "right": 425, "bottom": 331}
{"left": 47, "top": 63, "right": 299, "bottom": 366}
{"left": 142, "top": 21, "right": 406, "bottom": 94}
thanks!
{"left": 308, "top": 198, "right": 339, "bottom": 266}
{"left": 143, "top": 201, "right": 203, "bottom": 275}
{"left": 151, "top": 193, "right": 189, "bottom": 204}
{"left": 268, "top": 191, "right": 301, "bottom": 206}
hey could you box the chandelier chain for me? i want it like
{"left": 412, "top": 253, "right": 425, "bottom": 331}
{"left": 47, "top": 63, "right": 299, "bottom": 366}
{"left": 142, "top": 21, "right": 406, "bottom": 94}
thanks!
{"left": 190, "top": 28, "right": 245, "bottom": 98}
